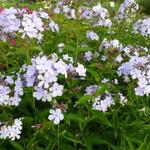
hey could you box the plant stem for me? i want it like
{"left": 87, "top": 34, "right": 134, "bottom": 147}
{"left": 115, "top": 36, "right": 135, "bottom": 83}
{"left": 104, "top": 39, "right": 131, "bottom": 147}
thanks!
{"left": 57, "top": 125, "right": 60, "bottom": 150}
{"left": 26, "top": 48, "right": 30, "bottom": 65}
{"left": 75, "top": 0, "right": 80, "bottom": 62}
{"left": 25, "top": 39, "right": 31, "bottom": 65}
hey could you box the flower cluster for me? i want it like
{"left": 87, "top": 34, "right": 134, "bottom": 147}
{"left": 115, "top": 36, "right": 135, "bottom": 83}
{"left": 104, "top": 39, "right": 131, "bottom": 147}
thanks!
{"left": 0, "top": 52, "right": 86, "bottom": 140}
{"left": 84, "top": 51, "right": 99, "bottom": 61}
{"left": 0, "top": 7, "right": 21, "bottom": 41}
{"left": 100, "top": 38, "right": 150, "bottom": 97}
{"left": 100, "top": 38, "right": 123, "bottom": 62}
{"left": 49, "top": 20, "right": 59, "bottom": 33}
{"left": 92, "top": 92, "right": 114, "bottom": 112}
{"left": 54, "top": 2, "right": 76, "bottom": 19}
{"left": 118, "top": 55, "right": 150, "bottom": 96}
{"left": 85, "top": 84, "right": 128, "bottom": 111}
{"left": 19, "top": 11, "right": 45, "bottom": 41}
{"left": 122, "top": 45, "right": 148, "bottom": 57}
{"left": 0, "top": 7, "right": 59, "bottom": 41}
{"left": 86, "top": 31, "right": 99, "bottom": 41}
{"left": 117, "top": 0, "right": 139, "bottom": 22}
{"left": 0, "top": 118, "right": 23, "bottom": 141}
{"left": 24, "top": 53, "right": 86, "bottom": 102}
{"left": 100, "top": 38, "right": 148, "bottom": 63}
{"left": 80, "top": 4, "right": 112, "bottom": 27}
{"left": 0, "top": 7, "right": 21, "bottom": 33}
{"left": 0, "top": 75, "right": 23, "bottom": 106}
{"left": 133, "top": 18, "right": 150, "bottom": 37}
{"left": 118, "top": 92, "right": 128, "bottom": 105}
{"left": 100, "top": 38, "right": 123, "bottom": 50}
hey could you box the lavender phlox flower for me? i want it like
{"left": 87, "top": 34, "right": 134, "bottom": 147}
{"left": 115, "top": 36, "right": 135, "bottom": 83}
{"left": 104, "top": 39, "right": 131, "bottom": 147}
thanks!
{"left": 92, "top": 92, "right": 114, "bottom": 112}
{"left": 85, "top": 85, "right": 99, "bottom": 95}
{"left": 48, "top": 108, "right": 64, "bottom": 125}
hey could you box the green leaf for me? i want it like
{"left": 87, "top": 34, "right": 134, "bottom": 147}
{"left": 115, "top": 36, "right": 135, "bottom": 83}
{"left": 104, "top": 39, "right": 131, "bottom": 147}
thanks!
{"left": 126, "top": 137, "right": 135, "bottom": 150}
{"left": 84, "top": 134, "right": 119, "bottom": 150}
{"left": 23, "top": 117, "right": 34, "bottom": 123}
{"left": 146, "top": 142, "right": 150, "bottom": 150}
{"left": 62, "top": 131, "right": 83, "bottom": 145}
{"left": 94, "top": 84, "right": 108, "bottom": 96}
{"left": 45, "top": 140, "right": 55, "bottom": 150}
{"left": 88, "top": 111, "right": 111, "bottom": 127}
{"left": 61, "top": 143, "right": 76, "bottom": 150}
{"left": 88, "top": 63, "right": 103, "bottom": 69}
{"left": 78, "top": 95, "right": 92, "bottom": 104}
{"left": 78, "top": 46, "right": 94, "bottom": 52}
{"left": 65, "top": 113, "right": 85, "bottom": 123}
{"left": 137, "top": 135, "right": 148, "bottom": 150}
{"left": 87, "top": 68, "right": 100, "bottom": 82}
{"left": 9, "top": 141, "right": 24, "bottom": 150}
{"left": 112, "top": 109, "right": 119, "bottom": 139}
{"left": 84, "top": 136, "right": 108, "bottom": 150}
{"left": 128, "top": 120, "right": 144, "bottom": 128}
{"left": 144, "top": 124, "right": 150, "bottom": 132}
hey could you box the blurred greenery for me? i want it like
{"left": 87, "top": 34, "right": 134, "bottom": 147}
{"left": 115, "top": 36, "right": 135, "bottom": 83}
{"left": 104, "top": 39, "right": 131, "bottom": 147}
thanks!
{"left": 137, "top": 0, "right": 150, "bottom": 14}
{"left": 0, "top": 0, "right": 149, "bottom": 15}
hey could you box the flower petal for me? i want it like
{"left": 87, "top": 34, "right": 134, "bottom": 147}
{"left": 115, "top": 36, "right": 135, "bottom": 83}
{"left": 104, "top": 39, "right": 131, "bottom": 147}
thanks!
{"left": 54, "top": 117, "right": 60, "bottom": 125}
{"left": 48, "top": 115, "right": 55, "bottom": 120}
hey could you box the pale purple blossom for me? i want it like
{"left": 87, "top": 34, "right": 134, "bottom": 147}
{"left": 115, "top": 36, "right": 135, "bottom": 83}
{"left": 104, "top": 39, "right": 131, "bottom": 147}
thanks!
{"left": 92, "top": 92, "right": 114, "bottom": 112}
{"left": 48, "top": 109, "right": 64, "bottom": 125}
{"left": 86, "top": 31, "right": 99, "bottom": 41}
{"left": 75, "top": 63, "right": 86, "bottom": 77}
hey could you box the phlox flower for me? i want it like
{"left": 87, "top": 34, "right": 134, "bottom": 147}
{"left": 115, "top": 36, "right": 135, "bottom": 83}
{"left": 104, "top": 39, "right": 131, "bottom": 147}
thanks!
{"left": 48, "top": 109, "right": 64, "bottom": 125}
{"left": 75, "top": 63, "right": 86, "bottom": 77}
{"left": 86, "top": 31, "right": 99, "bottom": 41}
